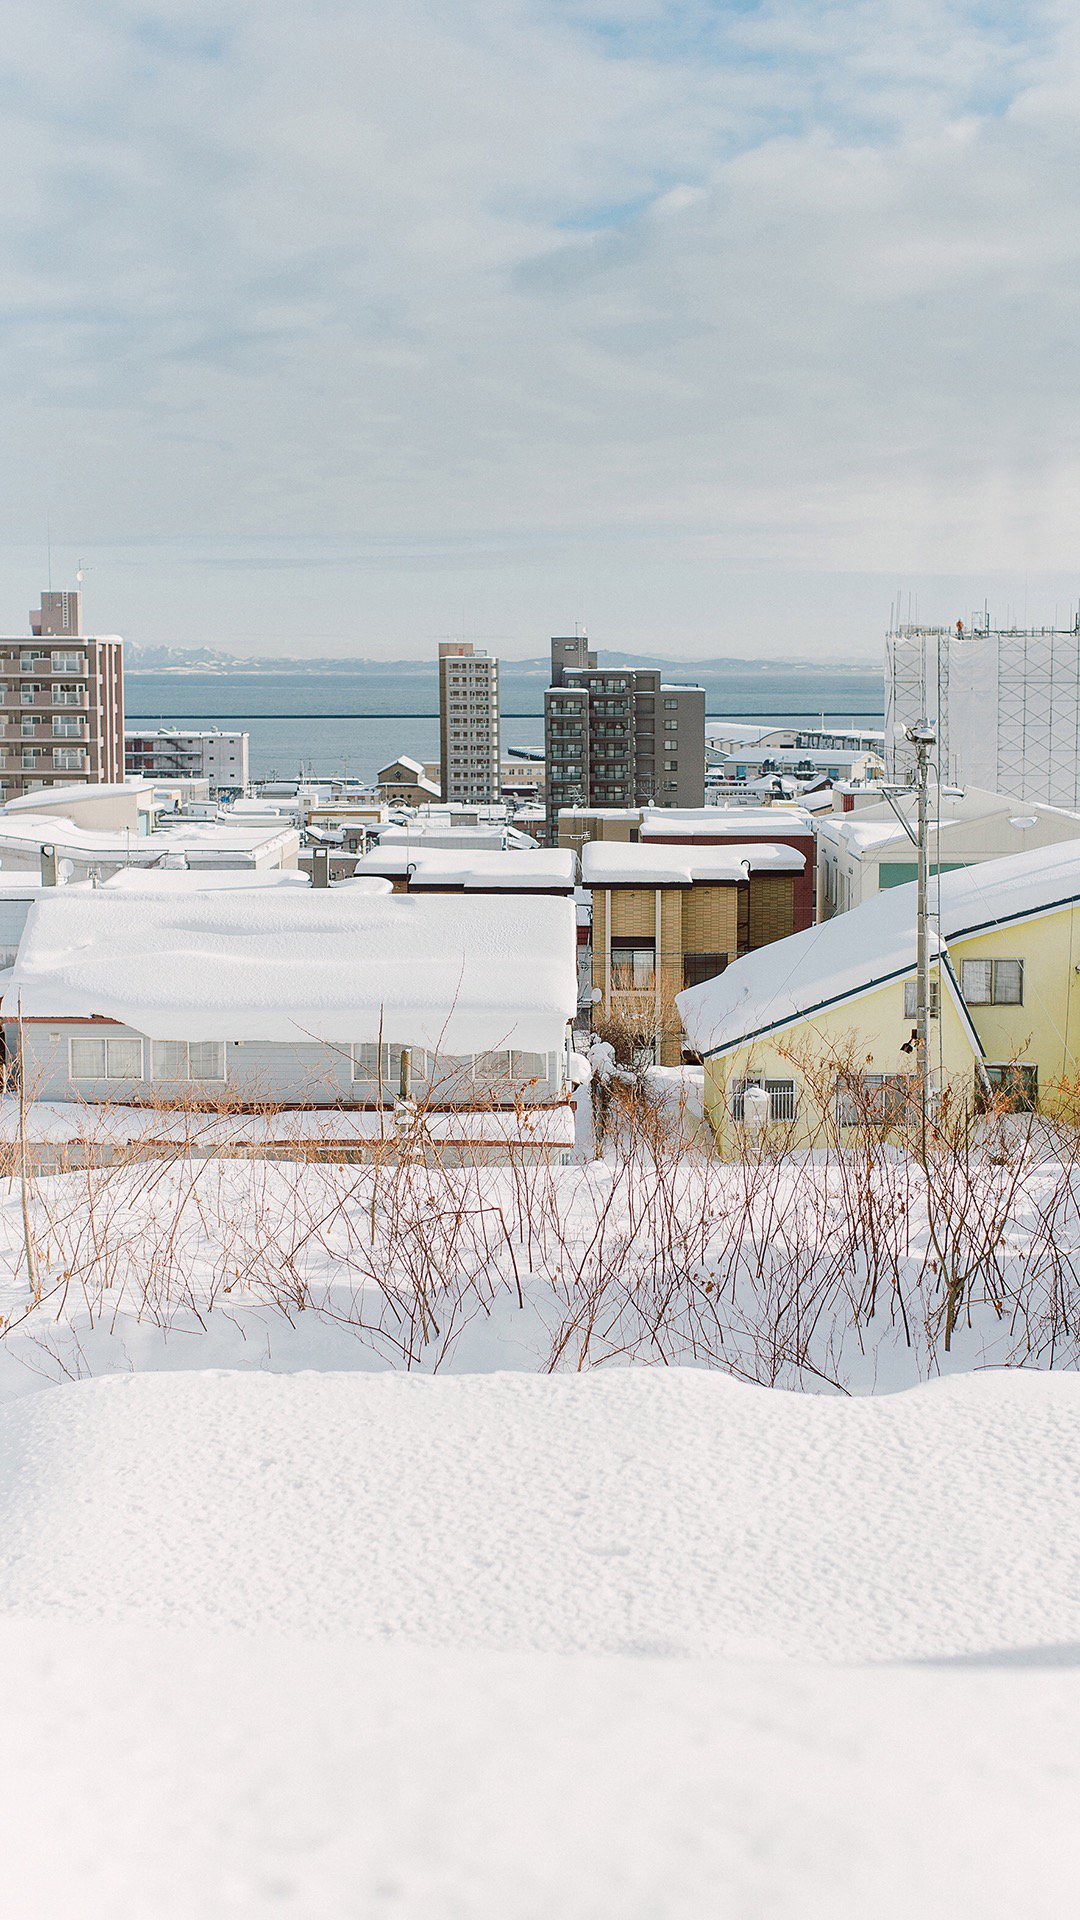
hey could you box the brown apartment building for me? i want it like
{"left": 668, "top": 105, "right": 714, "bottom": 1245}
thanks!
{"left": 562, "top": 804, "right": 817, "bottom": 931}
{"left": 582, "top": 837, "right": 806, "bottom": 1064}
{"left": 0, "top": 591, "right": 124, "bottom": 803}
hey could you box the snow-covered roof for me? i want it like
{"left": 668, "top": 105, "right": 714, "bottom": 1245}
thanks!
{"left": 378, "top": 754, "right": 427, "bottom": 778}
{"left": 102, "top": 869, "right": 317, "bottom": 893}
{"left": 640, "top": 807, "right": 814, "bottom": 841}
{"left": 712, "top": 746, "right": 881, "bottom": 769}
{"left": 0, "top": 878, "right": 73, "bottom": 899}
{"left": 581, "top": 841, "right": 804, "bottom": 886}
{"left": 704, "top": 722, "right": 785, "bottom": 745}
{"left": 1, "top": 780, "right": 155, "bottom": 814}
{"left": 351, "top": 847, "right": 576, "bottom": 890}
{"left": 3, "top": 891, "right": 578, "bottom": 1053}
{"left": 678, "top": 839, "right": 1080, "bottom": 1057}
{"left": 0, "top": 814, "right": 296, "bottom": 861}
{"left": 375, "top": 824, "right": 538, "bottom": 850}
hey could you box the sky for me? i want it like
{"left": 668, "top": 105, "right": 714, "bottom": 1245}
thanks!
{"left": 1, "top": 0, "right": 1077, "bottom": 661}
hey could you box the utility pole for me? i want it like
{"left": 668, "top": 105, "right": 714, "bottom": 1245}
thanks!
{"left": 906, "top": 720, "right": 936, "bottom": 1154}
{"left": 880, "top": 720, "right": 937, "bottom": 1155}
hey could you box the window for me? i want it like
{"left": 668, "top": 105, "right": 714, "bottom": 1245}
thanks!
{"left": 836, "top": 1073, "right": 912, "bottom": 1126}
{"left": 105, "top": 1037, "right": 143, "bottom": 1079}
{"left": 731, "top": 1077, "right": 797, "bottom": 1123}
{"left": 979, "top": 1063, "right": 1038, "bottom": 1113}
{"left": 510, "top": 1049, "right": 548, "bottom": 1083}
{"left": 472, "top": 1049, "right": 513, "bottom": 1085}
{"left": 664, "top": 760, "right": 678, "bottom": 771}
{"left": 152, "top": 1040, "right": 226, "bottom": 1082}
{"left": 903, "top": 978, "right": 940, "bottom": 1018}
{"left": 961, "top": 958, "right": 1023, "bottom": 1006}
{"left": 352, "top": 1042, "right": 428, "bottom": 1083}
{"left": 663, "top": 699, "right": 679, "bottom": 711}
{"left": 683, "top": 953, "right": 728, "bottom": 990}
{"left": 70, "top": 1036, "right": 105, "bottom": 1080}
{"left": 610, "top": 941, "right": 655, "bottom": 989}
{"left": 70, "top": 1034, "right": 143, "bottom": 1080}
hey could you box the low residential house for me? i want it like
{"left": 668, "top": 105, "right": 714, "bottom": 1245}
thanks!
{"left": 3, "top": 778, "right": 160, "bottom": 834}
{"left": 376, "top": 756, "right": 442, "bottom": 808}
{"left": 582, "top": 838, "right": 806, "bottom": 1065}
{"left": 678, "top": 841, "right": 1080, "bottom": 1154}
{"left": 347, "top": 846, "right": 576, "bottom": 895}
{"left": 816, "top": 786, "right": 1080, "bottom": 918}
{"left": 2, "top": 889, "right": 580, "bottom": 1164}
{"left": 0, "top": 810, "right": 299, "bottom": 882}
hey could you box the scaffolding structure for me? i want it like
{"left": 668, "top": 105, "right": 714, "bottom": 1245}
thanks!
{"left": 885, "top": 625, "right": 950, "bottom": 784}
{"left": 885, "top": 616, "right": 1080, "bottom": 805}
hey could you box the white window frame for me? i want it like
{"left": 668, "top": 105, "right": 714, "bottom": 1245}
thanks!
{"left": 961, "top": 958, "right": 1023, "bottom": 1006}
{"left": 731, "top": 1076, "right": 797, "bottom": 1123}
{"left": 352, "top": 1042, "right": 429, "bottom": 1083}
{"left": 70, "top": 1034, "right": 144, "bottom": 1081}
{"left": 836, "top": 1072, "right": 912, "bottom": 1127}
{"left": 152, "top": 1040, "right": 226, "bottom": 1083}
{"left": 903, "top": 977, "right": 940, "bottom": 1019}
{"left": 611, "top": 943, "right": 656, "bottom": 990}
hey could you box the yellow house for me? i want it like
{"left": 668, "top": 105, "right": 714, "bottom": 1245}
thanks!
{"left": 677, "top": 840, "right": 1080, "bottom": 1154}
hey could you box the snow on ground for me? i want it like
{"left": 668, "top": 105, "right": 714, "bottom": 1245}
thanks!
{"left": 2, "top": 1626, "right": 1078, "bottom": 1920}
{"left": 0, "top": 1366, "right": 1077, "bottom": 1915}
{"left": 1, "top": 1368, "right": 1077, "bottom": 1659}
{"left": 0, "top": 1133, "right": 1077, "bottom": 1912}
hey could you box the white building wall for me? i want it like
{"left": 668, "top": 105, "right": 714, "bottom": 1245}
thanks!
{"left": 887, "top": 621, "right": 1080, "bottom": 804}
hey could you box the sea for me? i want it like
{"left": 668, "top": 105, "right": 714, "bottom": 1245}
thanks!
{"left": 125, "top": 661, "right": 886, "bottom": 786}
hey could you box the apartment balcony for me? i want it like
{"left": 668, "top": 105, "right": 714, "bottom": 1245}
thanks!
{"left": 5, "top": 655, "right": 89, "bottom": 676}
{"left": 0, "top": 754, "right": 88, "bottom": 776}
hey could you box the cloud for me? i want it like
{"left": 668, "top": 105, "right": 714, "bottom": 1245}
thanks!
{"left": 0, "top": 0, "right": 1076, "bottom": 651}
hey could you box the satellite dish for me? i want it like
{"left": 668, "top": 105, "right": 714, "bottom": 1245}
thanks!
{"left": 58, "top": 859, "right": 75, "bottom": 883}
{"left": 1008, "top": 816, "right": 1038, "bottom": 830}
{"left": 590, "top": 987, "right": 603, "bottom": 1003}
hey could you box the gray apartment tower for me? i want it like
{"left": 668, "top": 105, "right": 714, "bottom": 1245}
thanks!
{"left": 0, "top": 591, "right": 124, "bottom": 802}
{"left": 544, "top": 634, "right": 705, "bottom": 838}
{"left": 438, "top": 642, "right": 501, "bottom": 804}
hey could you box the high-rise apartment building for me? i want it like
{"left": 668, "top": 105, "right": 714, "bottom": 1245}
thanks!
{"left": 0, "top": 591, "right": 124, "bottom": 802}
{"left": 544, "top": 634, "right": 705, "bottom": 838}
{"left": 438, "top": 642, "right": 500, "bottom": 804}
{"left": 886, "top": 616, "right": 1080, "bottom": 805}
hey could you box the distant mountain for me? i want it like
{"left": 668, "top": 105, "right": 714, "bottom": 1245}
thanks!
{"left": 125, "top": 642, "right": 880, "bottom": 677}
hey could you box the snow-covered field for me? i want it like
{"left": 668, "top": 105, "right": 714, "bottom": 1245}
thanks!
{"left": 0, "top": 1367, "right": 1077, "bottom": 1915}
{"left": 0, "top": 1137, "right": 1077, "bottom": 1913}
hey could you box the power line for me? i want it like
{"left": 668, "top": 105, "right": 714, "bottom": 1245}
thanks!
{"left": 125, "top": 707, "right": 886, "bottom": 723}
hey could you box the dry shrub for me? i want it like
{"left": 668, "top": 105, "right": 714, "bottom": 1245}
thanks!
{"left": 6, "top": 1045, "right": 1080, "bottom": 1390}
